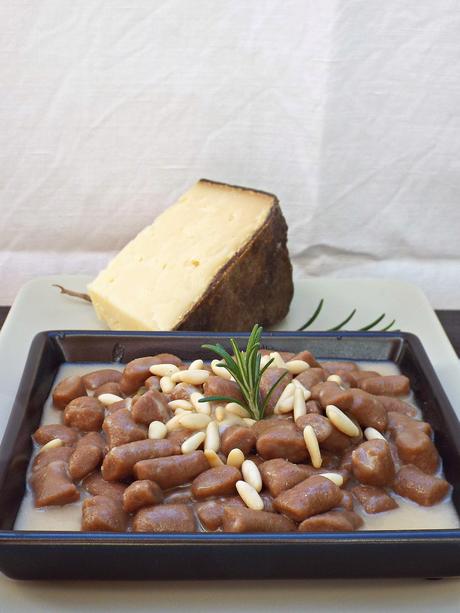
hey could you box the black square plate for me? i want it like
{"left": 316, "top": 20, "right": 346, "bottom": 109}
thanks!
{"left": 0, "top": 330, "right": 459, "bottom": 580}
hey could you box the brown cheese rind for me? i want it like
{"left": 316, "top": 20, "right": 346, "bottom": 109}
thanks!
{"left": 175, "top": 180, "right": 293, "bottom": 331}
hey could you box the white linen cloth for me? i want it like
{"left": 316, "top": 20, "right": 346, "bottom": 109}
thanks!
{"left": 1, "top": 0, "right": 460, "bottom": 307}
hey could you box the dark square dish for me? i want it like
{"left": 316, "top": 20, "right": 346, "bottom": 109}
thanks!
{"left": 0, "top": 330, "right": 459, "bottom": 580}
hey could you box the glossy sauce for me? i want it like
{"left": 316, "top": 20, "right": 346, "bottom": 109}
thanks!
{"left": 14, "top": 361, "right": 460, "bottom": 531}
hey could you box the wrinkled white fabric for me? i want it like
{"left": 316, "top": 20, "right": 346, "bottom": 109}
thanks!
{"left": 1, "top": 0, "right": 459, "bottom": 306}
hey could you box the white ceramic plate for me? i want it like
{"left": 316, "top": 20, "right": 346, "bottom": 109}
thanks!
{"left": 0, "top": 275, "right": 459, "bottom": 611}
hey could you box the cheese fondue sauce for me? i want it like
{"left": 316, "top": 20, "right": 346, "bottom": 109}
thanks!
{"left": 14, "top": 361, "right": 460, "bottom": 531}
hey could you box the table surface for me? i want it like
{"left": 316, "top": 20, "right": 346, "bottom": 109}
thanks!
{"left": 1, "top": 306, "right": 459, "bottom": 356}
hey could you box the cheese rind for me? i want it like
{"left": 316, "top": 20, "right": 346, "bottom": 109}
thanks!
{"left": 88, "top": 179, "right": 293, "bottom": 331}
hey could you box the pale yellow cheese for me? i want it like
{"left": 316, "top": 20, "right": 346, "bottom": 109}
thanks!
{"left": 88, "top": 180, "right": 274, "bottom": 330}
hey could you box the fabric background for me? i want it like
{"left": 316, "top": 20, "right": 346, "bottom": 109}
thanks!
{"left": 1, "top": 0, "right": 459, "bottom": 306}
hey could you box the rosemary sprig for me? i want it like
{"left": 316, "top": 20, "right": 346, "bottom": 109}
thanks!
{"left": 199, "top": 324, "right": 287, "bottom": 421}
{"left": 297, "top": 298, "right": 397, "bottom": 332}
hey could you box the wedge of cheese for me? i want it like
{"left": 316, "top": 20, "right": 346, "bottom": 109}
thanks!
{"left": 88, "top": 179, "right": 293, "bottom": 331}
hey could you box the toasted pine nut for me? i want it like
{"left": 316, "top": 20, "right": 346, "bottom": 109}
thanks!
{"left": 168, "top": 399, "right": 193, "bottom": 410}
{"left": 277, "top": 395, "right": 295, "bottom": 414}
{"left": 190, "top": 391, "right": 211, "bottom": 415}
{"left": 39, "top": 438, "right": 63, "bottom": 453}
{"left": 285, "top": 360, "right": 310, "bottom": 374}
{"left": 241, "top": 460, "right": 262, "bottom": 492}
{"left": 274, "top": 382, "right": 295, "bottom": 411}
{"left": 205, "top": 420, "right": 220, "bottom": 453}
{"left": 227, "top": 448, "right": 245, "bottom": 468}
{"left": 189, "top": 359, "right": 204, "bottom": 370}
{"left": 326, "top": 405, "right": 360, "bottom": 437}
{"left": 165, "top": 414, "right": 184, "bottom": 432}
{"left": 364, "top": 427, "right": 386, "bottom": 441}
{"left": 204, "top": 449, "right": 224, "bottom": 467}
{"left": 211, "top": 359, "right": 232, "bottom": 380}
{"left": 293, "top": 378, "right": 312, "bottom": 399}
{"left": 243, "top": 418, "right": 256, "bottom": 427}
{"left": 293, "top": 387, "right": 307, "bottom": 420}
{"left": 178, "top": 413, "right": 212, "bottom": 430}
{"left": 320, "top": 472, "right": 344, "bottom": 487}
{"left": 148, "top": 421, "right": 167, "bottom": 439}
{"left": 98, "top": 393, "right": 124, "bottom": 406}
{"left": 269, "top": 352, "right": 286, "bottom": 368}
{"left": 225, "top": 402, "right": 250, "bottom": 418}
{"left": 214, "top": 405, "right": 226, "bottom": 421}
{"left": 160, "top": 376, "right": 175, "bottom": 393}
{"left": 236, "top": 480, "right": 264, "bottom": 511}
{"left": 327, "top": 374, "right": 343, "bottom": 385}
{"left": 303, "top": 425, "right": 322, "bottom": 468}
{"left": 218, "top": 415, "right": 246, "bottom": 429}
{"left": 174, "top": 408, "right": 188, "bottom": 416}
{"left": 181, "top": 431, "right": 206, "bottom": 454}
{"left": 171, "top": 370, "right": 210, "bottom": 385}
{"left": 149, "top": 363, "right": 180, "bottom": 377}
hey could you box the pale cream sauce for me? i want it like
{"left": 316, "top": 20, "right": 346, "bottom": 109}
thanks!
{"left": 14, "top": 360, "right": 460, "bottom": 532}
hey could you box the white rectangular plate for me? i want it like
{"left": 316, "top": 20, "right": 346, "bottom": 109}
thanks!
{"left": 0, "top": 274, "right": 459, "bottom": 611}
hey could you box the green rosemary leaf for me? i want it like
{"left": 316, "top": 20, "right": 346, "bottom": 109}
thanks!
{"left": 198, "top": 395, "right": 246, "bottom": 407}
{"left": 359, "top": 313, "right": 386, "bottom": 331}
{"left": 380, "top": 319, "right": 396, "bottom": 331}
{"left": 256, "top": 356, "right": 275, "bottom": 385}
{"left": 327, "top": 308, "right": 357, "bottom": 331}
{"left": 202, "top": 343, "right": 235, "bottom": 366}
{"left": 230, "top": 338, "right": 251, "bottom": 394}
{"left": 261, "top": 370, "right": 289, "bottom": 416}
{"left": 297, "top": 298, "right": 324, "bottom": 331}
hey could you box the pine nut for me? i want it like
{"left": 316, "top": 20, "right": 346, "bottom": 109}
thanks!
{"left": 215, "top": 405, "right": 226, "bottom": 421}
{"left": 241, "top": 460, "right": 262, "bottom": 492}
{"left": 171, "top": 370, "right": 210, "bottom": 385}
{"left": 174, "top": 408, "right": 188, "bottom": 416}
{"left": 285, "top": 360, "right": 310, "bottom": 374}
{"left": 293, "top": 378, "right": 312, "bottom": 399}
{"left": 326, "top": 405, "right": 360, "bottom": 437}
{"left": 293, "top": 387, "right": 307, "bottom": 420}
{"left": 178, "top": 413, "right": 212, "bottom": 430}
{"left": 227, "top": 448, "right": 245, "bottom": 468}
{"left": 148, "top": 421, "right": 167, "bottom": 439}
{"left": 225, "top": 402, "right": 250, "bottom": 418}
{"left": 211, "top": 359, "right": 232, "bottom": 380}
{"left": 204, "top": 420, "right": 220, "bottom": 452}
{"left": 277, "top": 395, "right": 295, "bottom": 414}
{"left": 181, "top": 431, "right": 206, "bottom": 454}
{"left": 243, "top": 418, "right": 256, "bottom": 427}
{"left": 320, "top": 472, "right": 344, "bottom": 487}
{"left": 364, "top": 427, "right": 386, "bottom": 441}
{"left": 189, "top": 359, "right": 204, "bottom": 370}
{"left": 274, "top": 382, "right": 295, "bottom": 411}
{"left": 160, "top": 376, "right": 175, "bottom": 393}
{"left": 149, "top": 363, "right": 180, "bottom": 377}
{"left": 168, "top": 399, "right": 193, "bottom": 410}
{"left": 303, "top": 425, "right": 322, "bottom": 468}
{"left": 166, "top": 414, "right": 184, "bottom": 432}
{"left": 327, "top": 374, "right": 343, "bottom": 385}
{"left": 190, "top": 391, "right": 211, "bottom": 415}
{"left": 219, "top": 415, "right": 246, "bottom": 429}
{"left": 204, "top": 449, "right": 224, "bottom": 467}
{"left": 236, "top": 480, "right": 264, "bottom": 511}
{"left": 269, "top": 352, "right": 286, "bottom": 368}
{"left": 39, "top": 438, "right": 63, "bottom": 453}
{"left": 98, "top": 393, "right": 124, "bottom": 406}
